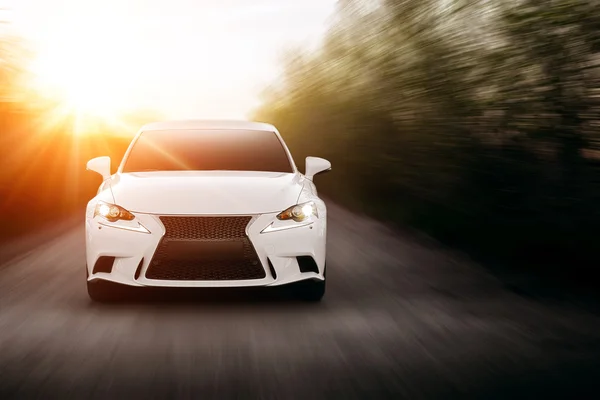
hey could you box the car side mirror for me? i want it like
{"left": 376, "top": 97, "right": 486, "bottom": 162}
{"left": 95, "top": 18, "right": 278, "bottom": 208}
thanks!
{"left": 86, "top": 156, "right": 111, "bottom": 180}
{"left": 305, "top": 156, "right": 331, "bottom": 181}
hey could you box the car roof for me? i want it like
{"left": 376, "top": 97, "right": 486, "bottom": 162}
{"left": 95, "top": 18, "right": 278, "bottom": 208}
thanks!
{"left": 140, "top": 119, "right": 277, "bottom": 132}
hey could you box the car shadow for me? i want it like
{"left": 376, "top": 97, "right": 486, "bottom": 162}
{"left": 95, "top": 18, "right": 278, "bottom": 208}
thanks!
{"left": 84, "top": 283, "right": 325, "bottom": 311}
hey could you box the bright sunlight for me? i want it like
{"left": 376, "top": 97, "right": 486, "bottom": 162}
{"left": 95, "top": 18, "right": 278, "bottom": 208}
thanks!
{"left": 10, "top": 0, "right": 337, "bottom": 127}
{"left": 27, "top": 19, "right": 142, "bottom": 119}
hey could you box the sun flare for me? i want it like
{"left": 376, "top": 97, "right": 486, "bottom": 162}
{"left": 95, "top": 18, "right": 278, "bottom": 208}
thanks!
{"left": 14, "top": 0, "right": 338, "bottom": 123}
{"left": 30, "top": 35, "right": 134, "bottom": 120}
{"left": 34, "top": 72, "right": 124, "bottom": 118}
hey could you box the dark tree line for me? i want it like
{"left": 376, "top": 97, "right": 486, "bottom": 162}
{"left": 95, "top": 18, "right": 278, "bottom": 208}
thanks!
{"left": 254, "top": 0, "right": 600, "bottom": 275}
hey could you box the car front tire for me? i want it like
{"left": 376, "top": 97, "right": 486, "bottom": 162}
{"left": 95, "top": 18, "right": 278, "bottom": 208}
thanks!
{"left": 86, "top": 267, "right": 122, "bottom": 302}
{"left": 298, "top": 279, "right": 325, "bottom": 301}
{"left": 87, "top": 280, "right": 116, "bottom": 302}
{"left": 298, "top": 265, "right": 326, "bottom": 302}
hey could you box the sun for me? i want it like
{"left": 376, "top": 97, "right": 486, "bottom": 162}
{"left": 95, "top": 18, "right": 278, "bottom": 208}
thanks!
{"left": 27, "top": 37, "right": 144, "bottom": 137}
{"left": 31, "top": 52, "right": 129, "bottom": 119}
{"left": 49, "top": 78, "right": 120, "bottom": 118}
{"left": 25, "top": 13, "right": 141, "bottom": 125}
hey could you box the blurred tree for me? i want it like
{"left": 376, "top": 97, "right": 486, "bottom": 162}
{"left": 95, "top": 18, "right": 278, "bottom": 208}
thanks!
{"left": 255, "top": 0, "right": 600, "bottom": 273}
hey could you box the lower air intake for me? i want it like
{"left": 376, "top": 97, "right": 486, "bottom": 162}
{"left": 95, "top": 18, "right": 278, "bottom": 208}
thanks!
{"left": 93, "top": 256, "right": 115, "bottom": 274}
{"left": 297, "top": 255, "right": 319, "bottom": 274}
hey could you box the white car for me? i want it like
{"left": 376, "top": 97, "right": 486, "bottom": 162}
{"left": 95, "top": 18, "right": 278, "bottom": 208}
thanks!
{"left": 85, "top": 120, "right": 331, "bottom": 302}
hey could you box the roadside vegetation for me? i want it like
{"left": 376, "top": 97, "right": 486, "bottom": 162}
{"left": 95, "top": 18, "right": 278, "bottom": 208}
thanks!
{"left": 254, "top": 0, "right": 600, "bottom": 277}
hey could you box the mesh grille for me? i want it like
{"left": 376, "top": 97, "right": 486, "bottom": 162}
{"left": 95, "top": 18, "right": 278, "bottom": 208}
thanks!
{"left": 160, "top": 216, "right": 251, "bottom": 240}
{"left": 145, "top": 259, "right": 265, "bottom": 281}
{"left": 146, "top": 216, "right": 266, "bottom": 281}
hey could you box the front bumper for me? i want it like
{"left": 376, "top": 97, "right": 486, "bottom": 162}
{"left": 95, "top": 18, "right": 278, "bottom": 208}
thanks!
{"left": 85, "top": 211, "right": 326, "bottom": 288}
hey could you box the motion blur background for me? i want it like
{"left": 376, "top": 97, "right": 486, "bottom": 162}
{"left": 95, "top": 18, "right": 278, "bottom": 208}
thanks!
{"left": 1, "top": 0, "right": 599, "bottom": 280}
{"left": 2, "top": 1, "right": 600, "bottom": 398}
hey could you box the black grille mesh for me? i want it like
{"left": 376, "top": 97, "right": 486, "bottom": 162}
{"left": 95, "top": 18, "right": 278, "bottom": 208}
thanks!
{"left": 145, "top": 259, "right": 265, "bottom": 281}
{"left": 146, "top": 216, "right": 266, "bottom": 281}
{"left": 161, "top": 216, "right": 251, "bottom": 240}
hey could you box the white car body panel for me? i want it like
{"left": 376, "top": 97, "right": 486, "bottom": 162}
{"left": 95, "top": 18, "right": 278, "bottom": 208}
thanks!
{"left": 85, "top": 120, "right": 329, "bottom": 289}
{"left": 109, "top": 171, "right": 305, "bottom": 215}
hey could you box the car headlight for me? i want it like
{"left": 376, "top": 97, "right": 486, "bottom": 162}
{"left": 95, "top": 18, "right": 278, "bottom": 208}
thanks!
{"left": 94, "top": 201, "right": 135, "bottom": 222}
{"left": 276, "top": 201, "right": 318, "bottom": 222}
{"left": 92, "top": 201, "right": 150, "bottom": 234}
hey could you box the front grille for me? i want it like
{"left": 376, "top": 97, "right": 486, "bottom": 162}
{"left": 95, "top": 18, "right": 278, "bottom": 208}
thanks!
{"left": 145, "top": 216, "right": 266, "bottom": 281}
{"left": 161, "top": 216, "right": 250, "bottom": 240}
{"left": 144, "top": 259, "right": 265, "bottom": 281}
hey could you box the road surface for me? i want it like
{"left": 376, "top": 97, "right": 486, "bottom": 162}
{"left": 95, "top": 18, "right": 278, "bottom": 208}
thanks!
{"left": 1, "top": 203, "right": 600, "bottom": 399}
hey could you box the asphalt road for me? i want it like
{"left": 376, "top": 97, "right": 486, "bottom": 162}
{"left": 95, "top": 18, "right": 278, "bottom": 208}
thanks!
{"left": 1, "top": 203, "right": 600, "bottom": 399}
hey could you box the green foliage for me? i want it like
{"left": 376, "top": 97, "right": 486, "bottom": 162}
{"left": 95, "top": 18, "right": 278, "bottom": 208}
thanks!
{"left": 255, "top": 0, "right": 600, "bottom": 271}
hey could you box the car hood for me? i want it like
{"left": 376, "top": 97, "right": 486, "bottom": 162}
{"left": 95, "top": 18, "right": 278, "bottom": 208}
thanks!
{"left": 109, "top": 171, "right": 304, "bottom": 215}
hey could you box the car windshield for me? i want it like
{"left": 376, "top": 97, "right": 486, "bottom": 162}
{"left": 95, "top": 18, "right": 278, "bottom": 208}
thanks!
{"left": 122, "top": 129, "right": 294, "bottom": 173}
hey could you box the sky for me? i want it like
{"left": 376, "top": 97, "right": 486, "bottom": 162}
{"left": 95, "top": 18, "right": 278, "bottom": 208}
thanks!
{"left": 7, "top": 0, "right": 337, "bottom": 119}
